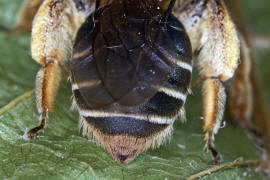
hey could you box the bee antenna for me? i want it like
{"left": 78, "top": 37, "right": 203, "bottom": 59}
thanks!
{"left": 163, "top": 0, "right": 176, "bottom": 23}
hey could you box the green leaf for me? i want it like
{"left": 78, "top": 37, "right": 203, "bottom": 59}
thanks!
{"left": 0, "top": 1, "right": 268, "bottom": 179}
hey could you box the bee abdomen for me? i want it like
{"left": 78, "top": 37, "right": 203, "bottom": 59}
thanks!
{"left": 72, "top": 65, "right": 191, "bottom": 138}
{"left": 69, "top": 0, "right": 194, "bottom": 164}
{"left": 73, "top": 88, "right": 176, "bottom": 136}
{"left": 71, "top": 17, "right": 192, "bottom": 118}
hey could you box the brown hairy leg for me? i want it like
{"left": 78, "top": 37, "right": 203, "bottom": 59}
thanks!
{"left": 250, "top": 57, "right": 270, "bottom": 166}
{"left": 226, "top": 0, "right": 270, "bottom": 167}
{"left": 229, "top": 36, "right": 263, "bottom": 142}
{"left": 174, "top": 0, "right": 240, "bottom": 162}
{"left": 229, "top": 37, "right": 258, "bottom": 136}
{"left": 27, "top": 0, "right": 94, "bottom": 138}
{"left": 202, "top": 77, "right": 226, "bottom": 162}
{"left": 27, "top": 60, "right": 62, "bottom": 138}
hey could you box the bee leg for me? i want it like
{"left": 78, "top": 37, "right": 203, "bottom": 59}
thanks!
{"left": 250, "top": 54, "right": 270, "bottom": 162}
{"left": 175, "top": 0, "right": 240, "bottom": 162}
{"left": 27, "top": 60, "right": 61, "bottom": 138}
{"left": 202, "top": 77, "right": 226, "bottom": 163}
{"left": 227, "top": 0, "right": 270, "bottom": 166}
{"left": 229, "top": 41, "right": 251, "bottom": 123}
{"left": 26, "top": 0, "right": 94, "bottom": 138}
{"left": 229, "top": 37, "right": 262, "bottom": 140}
{"left": 0, "top": 0, "right": 44, "bottom": 34}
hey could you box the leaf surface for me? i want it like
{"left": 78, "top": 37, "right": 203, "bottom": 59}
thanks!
{"left": 0, "top": 0, "right": 269, "bottom": 179}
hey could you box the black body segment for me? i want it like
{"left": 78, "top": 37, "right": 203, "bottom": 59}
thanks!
{"left": 85, "top": 116, "right": 169, "bottom": 137}
{"left": 166, "top": 67, "right": 192, "bottom": 93}
{"left": 71, "top": 0, "right": 192, "bottom": 137}
{"left": 140, "top": 92, "right": 184, "bottom": 117}
{"left": 167, "top": 15, "right": 192, "bottom": 63}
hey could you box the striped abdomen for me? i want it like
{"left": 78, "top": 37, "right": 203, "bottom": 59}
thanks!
{"left": 71, "top": 0, "right": 192, "bottom": 163}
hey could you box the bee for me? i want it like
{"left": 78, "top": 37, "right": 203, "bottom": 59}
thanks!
{"left": 3, "top": 0, "right": 256, "bottom": 164}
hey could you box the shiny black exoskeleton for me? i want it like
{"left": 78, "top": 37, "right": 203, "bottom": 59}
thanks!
{"left": 71, "top": 0, "right": 192, "bottom": 138}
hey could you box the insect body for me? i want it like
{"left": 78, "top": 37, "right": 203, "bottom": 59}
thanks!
{"left": 3, "top": 0, "right": 242, "bottom": 164}
{"left": 71, "top": 0, "right": 192, "bottom": 163}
